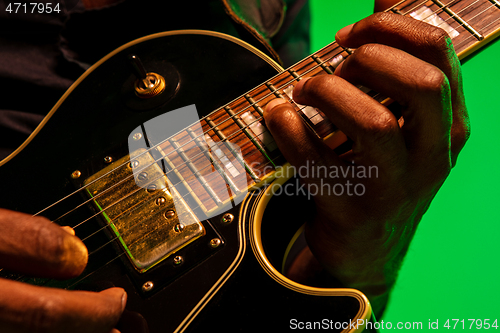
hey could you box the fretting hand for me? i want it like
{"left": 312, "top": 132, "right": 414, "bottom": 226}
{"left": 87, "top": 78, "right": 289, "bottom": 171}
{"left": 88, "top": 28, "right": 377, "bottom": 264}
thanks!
{"left": 264, "top": 12, "right": 469, "bottom": 315}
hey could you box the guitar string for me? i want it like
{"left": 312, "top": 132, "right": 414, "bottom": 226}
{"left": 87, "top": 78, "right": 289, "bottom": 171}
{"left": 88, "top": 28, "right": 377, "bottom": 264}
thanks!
{"left": 66, "top": 8, "right": 500, "bottom": 290}
{"left": 33, "top": 38, "right": 343, "bottom": 221}
{"left": 51, "top": 0, "right": 488, "bottom": 230}
{"left": 403, "top": 0, "right": 492, "bottom": 33}
{"left": 446, "top": 3, "right": 500, "bottom": 49}
{"left": 69, "top": 1, "right": 500, "bottom": 254}
{"left": 43, "top": 44, "right": 349, "bottom": 226}
{"left": 31, "top": 0, "right": 450, "bottom": 222}
{"left": 63, "top": 1, "right": 500, "bottom": 288}
{"left": 399, "top": 1, "right": 500, "bottom": 56}
{"left": 11, "top": 44, "right": 350, "bottom": 283}
{"left": 13, "top": 0, "right": 492, "bottom": 285}
{"left": 32, "top": 0, "right": 421, "bottom": 221}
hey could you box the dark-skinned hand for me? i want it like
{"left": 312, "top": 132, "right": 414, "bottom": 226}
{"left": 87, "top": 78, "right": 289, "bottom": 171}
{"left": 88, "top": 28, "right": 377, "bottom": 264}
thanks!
{"left": 264, "top": 7, "right": 469, "bottom": 316}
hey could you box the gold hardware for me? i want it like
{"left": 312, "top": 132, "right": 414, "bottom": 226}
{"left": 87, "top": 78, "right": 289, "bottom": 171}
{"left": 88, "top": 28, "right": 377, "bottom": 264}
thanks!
{"left": 83, "top": 149, "right": 205, "bottom": 273}
{"left": 71, "top": 170, "right": 81, "bottom": 179}
{"left": 156, "top": 197, "right": 166, "bottom": 206}
{"left": 132, "top": 133, "right": 142, "bottom": 141}
{"left": 221, "top": 213, "right": 234, "bottom": 224}
{"left": 165, "top": 210, "right": 176, "bottom": 219}
{"left": 174, "top": 223, "right": 184, "bottom": 232}
{"left": 209, "top": 238, "right": 221, "bottom": 248}
{"left": 173, "top": 256, "right": 183, "bottom": 265}
{"left": 104, "top": 156, "right": 113, "bottom": 164}
{"left": 142, "top": 281, "right": 154, "bottom": 292}
{"left": 134, "top": 72, "right": 166, "bottom": 99}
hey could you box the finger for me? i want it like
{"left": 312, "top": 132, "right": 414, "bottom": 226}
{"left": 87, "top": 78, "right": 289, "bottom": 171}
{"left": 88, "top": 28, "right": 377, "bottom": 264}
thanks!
{"left": 374, "top": 0, "right": 400, "bottom": 12}
{"left": 335, "top": 12, "right": 459, "bottom": 78}
{"left": 334, "top": 13, "right": 469, "bottom": 161}
{"left": 332, "top": 43, "right": 452, "bottom": 157}
{"left": 292, "top": 76, "right": 406, "bottom": 168}
{"left": 0, "top": 279, "right": 126, "bottom": 333}
{"left": 0, "top": 209, "right": 88, "bottom": 279}
{"left": 264, "top": 98, "right": 341, "bottom": 171}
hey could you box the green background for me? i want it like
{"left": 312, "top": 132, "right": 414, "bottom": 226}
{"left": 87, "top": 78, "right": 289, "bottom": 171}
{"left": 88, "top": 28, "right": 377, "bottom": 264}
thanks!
{"left": 309, "top": 0, "right": 500, "bottom": 330}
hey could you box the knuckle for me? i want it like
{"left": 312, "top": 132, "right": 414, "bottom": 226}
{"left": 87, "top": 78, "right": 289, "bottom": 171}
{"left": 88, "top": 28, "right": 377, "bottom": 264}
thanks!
{"left": 416, "top": 66, "right": 450, "bottom": 95}
{"left": 300, "top": 75, "right": 336, "bottom": 101}
{"left": 368, "top": 12, "right": 396, "bottom": 31}
{"left": 26, "top": 297, "right": 59, "bottom": 333}
{"left": 353, "top": 43, "right": 381, "bottom": 61}
{"left": 426, "top": 26, "right": 451, "bottom": 49}
{"left": 362, "top": 111, "right": 399, "bottom": 142}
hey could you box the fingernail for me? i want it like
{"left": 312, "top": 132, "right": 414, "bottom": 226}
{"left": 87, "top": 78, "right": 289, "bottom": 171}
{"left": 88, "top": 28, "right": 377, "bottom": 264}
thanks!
{"left": 264, "top": 98, "right": 287, "bottom": 114}
{"left": 60, "top": 233, "right": 88, "bottom": 276}
{"left": 60, "top": 226, "right": 75, "bottom": 236}
{"left": 121, "top": 290, "right": 127, "bottom": 312}
{"left": 293, "top": 77, "right": 311, "bottom": 98}
{"left": 335, "top": 23, "right": 354, "bottom": 42}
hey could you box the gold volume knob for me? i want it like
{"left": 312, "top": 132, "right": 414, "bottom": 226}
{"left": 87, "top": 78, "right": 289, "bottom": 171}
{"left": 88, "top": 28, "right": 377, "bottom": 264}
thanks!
{"left": 134, "top": 72, "right": 166, "bottom": 99}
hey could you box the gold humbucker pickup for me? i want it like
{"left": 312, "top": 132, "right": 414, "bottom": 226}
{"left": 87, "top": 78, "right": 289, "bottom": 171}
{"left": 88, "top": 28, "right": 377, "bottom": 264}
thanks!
{"left": 84, "top": 149, "right": 205, "bottom": 273}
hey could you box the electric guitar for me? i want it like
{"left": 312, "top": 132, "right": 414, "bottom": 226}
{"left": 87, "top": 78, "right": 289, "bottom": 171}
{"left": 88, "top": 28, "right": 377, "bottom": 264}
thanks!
{"left": 1, "top": 1, "right": 499, "bottom": 332}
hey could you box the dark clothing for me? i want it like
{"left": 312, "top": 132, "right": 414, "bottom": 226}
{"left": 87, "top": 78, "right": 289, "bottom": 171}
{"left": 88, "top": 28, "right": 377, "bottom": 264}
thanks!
{"left": 0, "top": 0, "right": 310, "bottom": 160}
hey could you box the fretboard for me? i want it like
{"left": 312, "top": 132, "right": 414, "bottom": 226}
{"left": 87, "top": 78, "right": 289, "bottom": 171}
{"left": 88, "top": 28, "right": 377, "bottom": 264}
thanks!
{"left": 159, "top": 0, "right": 500, "bottom": 214}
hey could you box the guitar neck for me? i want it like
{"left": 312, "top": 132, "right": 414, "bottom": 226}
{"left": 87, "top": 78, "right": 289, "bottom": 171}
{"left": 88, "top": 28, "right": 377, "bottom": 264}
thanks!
{"left": 158, "top": 0, "right": 500, "bottom": 215}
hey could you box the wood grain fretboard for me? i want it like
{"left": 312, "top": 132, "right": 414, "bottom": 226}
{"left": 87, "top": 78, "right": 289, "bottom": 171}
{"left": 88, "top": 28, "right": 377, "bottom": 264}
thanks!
{"left": 158, "top": 0, "right": 500, "bottom": 214}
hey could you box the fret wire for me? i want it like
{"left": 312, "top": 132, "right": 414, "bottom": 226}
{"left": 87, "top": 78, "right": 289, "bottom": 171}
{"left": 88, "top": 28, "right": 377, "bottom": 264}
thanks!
{"left": 64, "top": 127, "right": 295, "bottom": 289}
{"left": 168, "top": 137, "right": 223, "bottom": 206}
{"left": 244, "top": 94, "right": 265, "bottom": 116}
{"left": 288, "top": 69, "right": 303, "bottom": 79}
{"left": 460, "top": 1, "right": 500, "bottom": 30}
{"left": 490, "top": 0, "right": 500, "bottom": 9}
{"left": 431, "top": 0, "right": 485, "bottom": 39}
{"left": 45, "top": 43, "right": 352, "bottom": 224}
{"left": 36, "top": 44, "right": 343, "bottom": 218}
{"left": 416, "top": 0, "right": 500, "bottom": 48}
{"left": 186, "top": 127, "right": 241, "bottom": 194}
{"left": 453, "top": 6, "right": 500, "bottom": 49}
{"left": 205, "top": 116, "right": 261, "bottom": 182}
{"left": 434, "top": 0, "right": 487, "bottom": 32}
{"left": 312, "top": 54, "right": 335, "bottom": 74}
{"left": 39, "top": 0, "right": 491, "bottom": 225}
{"left": 224, "top": 105, "right": 275, "bottom": 166}
{"left": 404, "top": 0, "right": 478, "bottom": 34}
{"left": 28, "top": 0, "right": 500, "bottom": 289}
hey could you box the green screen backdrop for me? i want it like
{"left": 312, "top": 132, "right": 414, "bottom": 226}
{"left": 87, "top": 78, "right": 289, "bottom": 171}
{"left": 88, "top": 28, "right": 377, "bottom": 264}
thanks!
{"left": 309, "top": 0, "right": 500, "bottom": 330}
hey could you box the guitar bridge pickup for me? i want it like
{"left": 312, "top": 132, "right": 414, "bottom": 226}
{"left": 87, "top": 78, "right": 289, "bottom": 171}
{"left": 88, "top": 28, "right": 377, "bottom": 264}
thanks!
{"left": 84, "top": 149, "right": 205, "bottom": 273}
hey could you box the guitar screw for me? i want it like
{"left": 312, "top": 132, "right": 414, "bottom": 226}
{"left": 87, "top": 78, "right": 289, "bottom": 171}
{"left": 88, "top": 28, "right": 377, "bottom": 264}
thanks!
{"left": 221, "top": 213, "right": 234, "bottom": 224}
{"left": 147, "top": 184, "right": 157, "bottom": 193}
{"left": 174, "top": 223, "right": 184, "bottom": 232}
{"left": 165, "top": 210, "right": 176, "bottom": 219}
{"left": 156, "top": 197, "right": 166, "bottom": 206}
{"left": 129, "top": 160, "right": 139, "bottom": 168}
{"left": 142, "top": 281, "right": 154, "bottom": 292}
{"left": 133, "top": 133, "right": 142, "bottom": 141}
{"left": 71, "top": 170, "right": 81, "bottom": 179}
{"left": 210, "top": 238, "right": 221, "bottom": 248}
{"left": 173, "top": 256, "right": 183, "bottom": 265}
{"left": 104, "top": 156, "right": 113, "bottom": 164}
{"left": 137, "top": 172, "right": 148, "bottom": 181}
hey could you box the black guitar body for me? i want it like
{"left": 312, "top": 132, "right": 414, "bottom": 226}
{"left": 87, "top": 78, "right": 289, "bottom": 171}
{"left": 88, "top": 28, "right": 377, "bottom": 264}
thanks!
{"left": 0, "top": 31, "right": 369, "bottom": 332}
